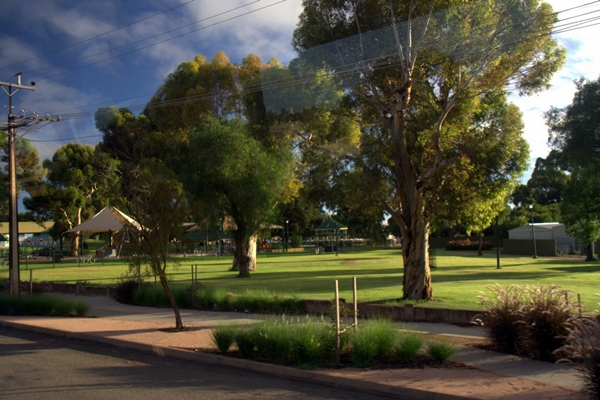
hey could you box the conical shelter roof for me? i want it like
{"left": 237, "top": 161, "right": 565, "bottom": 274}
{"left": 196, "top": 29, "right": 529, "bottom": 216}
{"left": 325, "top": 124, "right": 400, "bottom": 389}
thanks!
{"left": 65, "top": 206, "right": 142, "bottom": 233}
{"left": 315, "top": 218, "right": 347, "bottom": 232}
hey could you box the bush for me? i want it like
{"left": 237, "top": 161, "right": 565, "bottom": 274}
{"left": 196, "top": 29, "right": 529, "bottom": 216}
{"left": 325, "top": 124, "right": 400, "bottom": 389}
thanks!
{"left": 350, "top": 319, "right": 398, "bottom": 367}
{"left": 555, "top": 316, "right": 600, "bottom": 399}
{"left": 426, "top": 340, "right": 456, "bottom": 363}
{"left": 0, "top": 293, "right": 84, "bottom": 317}
{"left": 114, "top": 280, "right": 139, "bottom": 305}
{"left": 516, "top": 285, "right": 573, "bottom": 361}
{"left": 446, "top": 239, "right": 491, "bottom": 251}
{"left": 234, "top": 328, "right": 256, "bottom": 358}
{"left": 290, "top": 320, "right": 324, "bottom": 367}
{"left": 212, "top": 324, "right": 237, "bottom": 353}
{"left": 395, "top": 332, "right": 424, "bottom": 362}
{"left": 475, "top": 284, "right": 575, "bottom": 361}
{"left": 253, "top": 320, "right": 294, "bottom": 362}
{"left": 74, "top": 301, "right": 90, "bottom": 317}
{"left": 474, "top": 284, "right": 525, "bottom": 354}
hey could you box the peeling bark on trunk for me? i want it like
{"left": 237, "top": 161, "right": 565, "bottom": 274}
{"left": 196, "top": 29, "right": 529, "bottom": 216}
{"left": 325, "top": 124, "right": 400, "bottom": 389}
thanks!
{"left": 158, "top": 268, "right": 183, "bottom": 329}
{"left": 232, "top": 235, "right": 257, "bottom": 278}
{"left": 230, "top": 234, "right": 257, "bottom": 272}
{"left": 400, "top": 211, "right": 432, "bottom": 300}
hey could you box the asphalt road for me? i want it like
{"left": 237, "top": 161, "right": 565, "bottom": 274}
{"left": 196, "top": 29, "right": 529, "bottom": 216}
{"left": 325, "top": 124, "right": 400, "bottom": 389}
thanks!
{"left": 0, "top": 326, "right": 392, "bottom": 400}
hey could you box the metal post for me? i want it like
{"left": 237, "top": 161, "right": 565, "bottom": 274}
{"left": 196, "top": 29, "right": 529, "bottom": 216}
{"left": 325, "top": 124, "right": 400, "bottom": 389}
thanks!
{"left": 496, "top": 217, "right": 501, "bottom": 269}
{"left": 334, "top": 280, "right": 340, "bottom": 365}
{"left": 285, "top": 220, "right": 289, "bottom": 253}
{"left": 529, "top": 205, "right": 538, "bottom": 259}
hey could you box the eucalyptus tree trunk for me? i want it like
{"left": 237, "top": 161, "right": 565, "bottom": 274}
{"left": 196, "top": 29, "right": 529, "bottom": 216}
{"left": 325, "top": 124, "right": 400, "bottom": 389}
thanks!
{"left": 231, "top": 234, "right": 257, "bottom": 277}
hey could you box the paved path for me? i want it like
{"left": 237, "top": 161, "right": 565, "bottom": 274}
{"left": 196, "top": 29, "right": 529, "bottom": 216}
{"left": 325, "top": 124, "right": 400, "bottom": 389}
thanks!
{"left": 0, "top": 294, "right": 585, "bottom": 399}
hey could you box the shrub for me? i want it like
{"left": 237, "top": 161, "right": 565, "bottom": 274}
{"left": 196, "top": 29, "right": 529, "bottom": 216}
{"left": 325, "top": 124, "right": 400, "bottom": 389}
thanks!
{"left": 234, "top": 328, "right": 256, "bottom": 358}
{"left": 290, "top": 318, "right": 327, "bottom": 367}
{"left": 114, "top": 280, "right": 139, "bottom": 305}
{"left": 474, "top": 284, "right": 525, "bottom": 354}
{"left": 350, "top": 319, "right": 398, "bottom": 367}
{"left": 253, "top": 320, "right": 293, "bottom": 362}
{"left": 516, "top": 285, "right": 573, "bottom": 361}
{"left": 212, "top": 324, "right": 236, "bottom": 353}
{"left": 0, "top": 294, "right": 81, "bottom": 317}
{"left": 446, "top": 239, "right": 491, "bottom": 251}
{"left": 475, "top": 284, "right": 575, "bottom": 361}
{"left": 53, "top": 297, "right": 74, "bottom": 316}
{"left": 74, "top": 301, "right": 90, "bottom": 317}
{"left": 395, "top": 332, "right": 424, "bottom": 362}
{"left": 426, "top": 340, "right": 457, "bottom": 363}
{"left": 555, "top": 316, "right": 600, "bottom": 399}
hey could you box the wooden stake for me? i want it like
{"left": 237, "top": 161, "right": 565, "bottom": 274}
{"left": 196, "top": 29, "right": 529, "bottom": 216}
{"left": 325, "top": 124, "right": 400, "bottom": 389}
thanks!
{"left": 353, "top": 276, "right": 358, "bottom": 328}
{"left": 335, "top": 280, "right": 340, "bottom": 365}
{"left": 29, "top": 269, "right": 33, "bottom": 295}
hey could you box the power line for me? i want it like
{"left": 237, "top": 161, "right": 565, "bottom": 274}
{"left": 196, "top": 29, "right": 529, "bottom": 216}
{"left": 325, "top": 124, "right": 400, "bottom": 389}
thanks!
{"left": 33, "top": 1, "right": 284, "bottom": 82}
{"left": 0, "top": 0, "right": 197, "bottom": 73}
{"left": 26, "top": 1, "right": 600, "bottom": 141}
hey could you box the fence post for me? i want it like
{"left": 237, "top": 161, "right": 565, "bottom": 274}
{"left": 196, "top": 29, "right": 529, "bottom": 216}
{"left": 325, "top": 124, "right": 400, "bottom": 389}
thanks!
{"left": 29, "top": 269, "right": 33, "bottom": 295}
{"left": 335, "top": 280, "right": 340, "bottom": 365}
{"left": 577, "top": 293, "right": 582, "bottom": 318}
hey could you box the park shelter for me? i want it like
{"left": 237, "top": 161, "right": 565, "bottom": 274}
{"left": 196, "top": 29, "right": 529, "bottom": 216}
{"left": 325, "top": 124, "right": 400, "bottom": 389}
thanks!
{"left": 65, "top": 206, "right": 142, "bottom": 257}
{"left": 66, "top": 206, "right": 142, "bottom": 234}
{"left": 314, "top": 218, "right": 348, "bottom": 253}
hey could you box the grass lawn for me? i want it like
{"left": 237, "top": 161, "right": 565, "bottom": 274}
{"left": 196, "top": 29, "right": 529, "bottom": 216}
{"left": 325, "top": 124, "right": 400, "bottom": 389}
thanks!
{"left": 1, "top": 249, "right": 599, "bottom": 311}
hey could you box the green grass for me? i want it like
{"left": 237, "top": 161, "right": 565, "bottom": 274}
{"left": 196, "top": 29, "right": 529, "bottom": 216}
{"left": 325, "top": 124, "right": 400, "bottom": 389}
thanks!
{"left": 2, "top": 249, "right": 600, "bottom": 310}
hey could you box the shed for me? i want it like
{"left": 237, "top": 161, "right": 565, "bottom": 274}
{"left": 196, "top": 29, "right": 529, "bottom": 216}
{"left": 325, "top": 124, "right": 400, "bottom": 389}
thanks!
{"left": 507, "top": 223, "right": 568, "bottom": 240}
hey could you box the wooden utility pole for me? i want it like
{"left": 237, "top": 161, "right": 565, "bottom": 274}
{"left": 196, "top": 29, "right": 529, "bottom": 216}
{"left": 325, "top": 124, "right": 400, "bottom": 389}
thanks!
{"left": 1, "top": 73, "right": 59, "bottom": 295}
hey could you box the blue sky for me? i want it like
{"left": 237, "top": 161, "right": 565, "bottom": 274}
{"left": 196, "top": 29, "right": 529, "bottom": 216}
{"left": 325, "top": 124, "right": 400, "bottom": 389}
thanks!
{"left": 1, "top": 0, "right": 599, "bottom": 178}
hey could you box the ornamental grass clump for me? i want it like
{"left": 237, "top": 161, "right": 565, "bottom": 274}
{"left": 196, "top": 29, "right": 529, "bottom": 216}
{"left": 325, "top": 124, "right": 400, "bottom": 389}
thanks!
{"left": 253, "top": 320, "right": 294, "bottom": 362}
{"left": 554, "top": 316, "right": 600, "bottom": 400}
{"left": 474, "top": 284, "right": 525, "bottom": 354}
{"left": 394, "top": 332, "right": 424, "bottom": 362}
{"left": 426, "top": 339, "right": 457, "bottom": 363}
{"left": 74, "top": 301, "right": 90, "bottom": 317}
{"left": 211, "top": 324, "right": 237, "bottom": 353}
{"left": 234, "top": 328, "right": 256, "bottom": 358}
{"left": 516, "top": 285, "right": 574, "bottom": 361}
{"left": 350, "top": 319, "right": 398, "bottom": 367}
{"left": 290, "top": 319, "right": 325, "bottom": 368}
{"left": 475, "top": 284, "right": 575, "bottom": 361}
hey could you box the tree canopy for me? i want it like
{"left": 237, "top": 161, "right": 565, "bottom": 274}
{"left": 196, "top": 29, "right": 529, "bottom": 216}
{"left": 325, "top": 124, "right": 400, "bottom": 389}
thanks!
{"left": 286, "top": 0, "right": 564, "bottom": 299}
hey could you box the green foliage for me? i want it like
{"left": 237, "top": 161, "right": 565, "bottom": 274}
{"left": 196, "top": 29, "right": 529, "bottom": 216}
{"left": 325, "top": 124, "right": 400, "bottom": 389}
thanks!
{"left": 0, "top": 293, "right": 86, "bottom": 317}
{"left": 133, "top": 285, "right": 191, "bottom": 309}
{"left": 74, "top": 301, "right": 90, "bottom": 317}
{"left": 350, "top": 319, "right": 398, "bottom": 367}
{"left": 394, "top": 332, "right": 424, "bottom": 362}
{"left": 290, "top": 0, "right": 563, "bottom": 300}
{"left": 253, "top": 320, "right": 294, "bottom": 362}
{"left": 426, "top": 340, "right": 457, "bottom": 363}
{"left": 234, "top": 328, "right": 257, "bottom": 358}
{"left": 114, "top": 279, "right": 140, "bottom": 305}
{"left": 211, "top": 324, "right": 237, "bottom": 353}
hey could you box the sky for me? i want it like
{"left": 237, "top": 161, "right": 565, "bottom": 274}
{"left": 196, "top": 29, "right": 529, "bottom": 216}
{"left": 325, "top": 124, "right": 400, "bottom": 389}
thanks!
{"left": 1, "top": 0, "right": 599, "bottom": 180}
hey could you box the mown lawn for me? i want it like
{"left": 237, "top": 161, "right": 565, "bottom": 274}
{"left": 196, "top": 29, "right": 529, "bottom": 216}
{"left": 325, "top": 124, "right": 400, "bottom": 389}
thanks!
{"left": 2, "top": 249, "right": 599, "bottom": 310}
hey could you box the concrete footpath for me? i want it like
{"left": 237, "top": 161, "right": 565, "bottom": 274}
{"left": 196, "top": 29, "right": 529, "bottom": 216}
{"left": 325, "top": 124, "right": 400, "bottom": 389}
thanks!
{"left": 0, "top": 294, "right": 585, "bottom": 400}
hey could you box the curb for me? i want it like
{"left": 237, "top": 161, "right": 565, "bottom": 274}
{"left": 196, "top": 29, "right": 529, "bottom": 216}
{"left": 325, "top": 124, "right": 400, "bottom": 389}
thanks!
{"left": 0, "top": 320, "right": 467, "bottom": 400}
